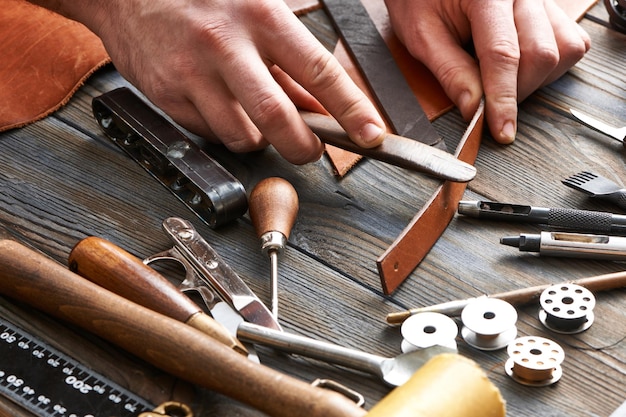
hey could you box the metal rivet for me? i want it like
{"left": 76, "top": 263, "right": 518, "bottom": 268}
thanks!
{"left": 505, "top": 336, "right": 564, "bottom": 386}
{"left": 539, "top": 284, "right": 595, "bottom": 334}
{"left": 461, "top": 298, "right": 517, "bottom": 351}
{"left": 400, "top": 312, "right": 458, "bottom": 352}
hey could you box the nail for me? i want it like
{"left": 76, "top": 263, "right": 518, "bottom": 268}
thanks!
{"left": 499, "top": 120, "right": 516, "bottom": 143}
{"left": 360, "top": 122, "right": 385, "bottom": 146}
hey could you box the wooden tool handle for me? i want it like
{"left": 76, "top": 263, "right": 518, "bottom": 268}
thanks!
{"left": 249, "top": 177, "right": 299, "bottom": 239}
{"left": 68, "top": 236, "right": 246, "bottom": 354}
{"left": 69, "top": 236, "right": 199, "bottom": 322}
{"left": 0, "top": 239, "right": 365, "bottom": 417}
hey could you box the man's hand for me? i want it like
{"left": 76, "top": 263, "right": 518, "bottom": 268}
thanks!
{"left": 385, "top": 0, "right": 591, "bottom": 143}
{"left": 29, "top": 0, "right": 386, "bottom": 164}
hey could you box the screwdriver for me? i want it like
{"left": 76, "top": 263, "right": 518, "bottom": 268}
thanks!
{"left": 249, "top": 177, "right": 299, "bottom": 320}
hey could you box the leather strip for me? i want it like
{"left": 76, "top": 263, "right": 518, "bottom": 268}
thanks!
{"left": 377, "top": 100, "right": 485, "bottom": 294}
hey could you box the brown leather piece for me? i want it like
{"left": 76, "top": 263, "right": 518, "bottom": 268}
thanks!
{"left": 378, "top": 101, "right": 484, "bottom": 294}
{"left": 0, "top": 0, "right": 110, "bottom": 132}
{"left": 0, "top": 0, "right": 317, "bottom": 133}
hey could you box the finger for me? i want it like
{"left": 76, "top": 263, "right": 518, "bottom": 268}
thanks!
{"left": 538, "top": 0, "right": 591, "bottom": 88}
{"left": 269, "top": 65, "right": 327, "bottom": 114}
{"left": 514, "top": 0, "right": 559, "bottom": 101}
{"left": 398, "top": 19, "right": 483, "bottom": 122}
{"left": 181, "top": 73, "right": 270, "bottom": 153}
{"left": 265, "top": 12, "right": 386, "bottom": 148}
{"left": 220, "top": 45, "right": 325, "bottom": 165}
{"left": 468, "top": 0, "right": 520, "bottom": 143}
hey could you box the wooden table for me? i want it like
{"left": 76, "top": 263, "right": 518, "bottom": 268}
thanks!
{"left": 1, "top": 3, "right": 624, "bottom": 416}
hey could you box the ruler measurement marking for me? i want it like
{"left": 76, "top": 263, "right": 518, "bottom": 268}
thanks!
{"left": 0, "top": 318, "right": 154, "bottom": 417}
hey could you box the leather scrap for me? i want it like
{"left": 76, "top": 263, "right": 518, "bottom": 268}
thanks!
{"left": 378, "top": 101, "right": 484, "bottom": 294}
{"left": 0, "top": 0, "right": 320, "bottom": 133}
{"left": 0, "top": 0, "right": 110, "bottom": 132}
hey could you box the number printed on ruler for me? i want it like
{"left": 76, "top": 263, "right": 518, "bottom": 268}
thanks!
{"left": 0, "top": 318, "right": 154, "bottom": 417}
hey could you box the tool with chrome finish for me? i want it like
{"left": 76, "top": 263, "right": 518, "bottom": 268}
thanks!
{"left": 539, "top": 284, "right": 596, "bottom": 334}
{"left": 562, "top": 171, "right": 626, "bottom": 210}
{"left": 149, "top": 217, "right": 282, "bottom": 331}
{"left": 501, "top": 230, "right": 626, "bottom": 260}
{"left": 458, "top": 200, "right": 626, "bottom": 235}
{"left": 68, "top": 236, "right": 248, "bottom": 356}
{"left": 237, "top": 322, "right": 452, "bottom": 387}
{"left": 249, "top": 177, "right": 299, "bottom": 320}
{"left": 92, "top": 87, "right": 248, "bottom": 228}
{"left": 460, "top": 298, "right": 517, "bottom": 351}
{"left": 385, "top": 269, "right": 626, "bottom": 325}
{"left": 570, "top": 108, "right": 626, "bottom": 143}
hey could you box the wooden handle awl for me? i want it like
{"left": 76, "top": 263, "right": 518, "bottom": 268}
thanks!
{"left": 0, "top": 239, "right": 366, "bottom": 417}
{"left": 68, "top": 236, "right": 247, "bottom": 356}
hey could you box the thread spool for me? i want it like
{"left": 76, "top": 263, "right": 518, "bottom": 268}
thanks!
{"left": 505, "top": 336, "right": 565, "bottom": 386}
{"left": 539, "top": 284, "right": 595, "bottom": 334}
{"left": 461, "top": 298, "right": 517, "bottom": 351}
{"left": 400, "top": 312, "right": 458, "bottom": 353}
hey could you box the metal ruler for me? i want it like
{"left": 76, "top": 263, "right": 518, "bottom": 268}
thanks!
{"left": 0, "top": 316, "right": 155, "bottom": 417}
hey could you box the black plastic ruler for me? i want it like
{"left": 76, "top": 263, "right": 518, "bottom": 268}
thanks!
{"left": 0, "top": 316, "right": 155, "bottom": 417}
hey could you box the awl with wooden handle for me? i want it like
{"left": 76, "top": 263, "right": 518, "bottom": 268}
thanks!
{"left": 68, "top": 236, "right": 248, "bottom": 355}
{"left": 249, "top": 177, "right": 299, "bottom": 320}
{"left": 0, "top": 239, "right": 366, "bottom": 417}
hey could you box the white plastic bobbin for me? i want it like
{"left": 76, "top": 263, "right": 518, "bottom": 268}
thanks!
{"left": 400, "top": 312, "right": 458, "bottom": 353}
{"left": 539, "top": 284, "right": 596, "bottom": 334}
{"left": 461, "top": 298, "right": 518, "bottom": 351}
{"left": 505, "top": 336, "right": 565, "bottom": 387}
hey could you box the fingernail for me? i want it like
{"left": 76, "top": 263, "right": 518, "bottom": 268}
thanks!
{"left": 459, "top": 90, "right": 473, "bottom": 114}
{"left": 360, "top": 122, "right": 385, "bottom": 146}
{"left": 500, "top": 120, "right": 516, "bottom": 143}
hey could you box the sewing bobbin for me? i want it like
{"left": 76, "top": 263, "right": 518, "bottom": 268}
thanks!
{"left": 539, "top": 284, "right": 596, "bottom": 334}
{"left": 400, "top": 312, "right": 458, "bottom": 353}
{"left": 461, "top": 298, "right": 518, "bottom": 351}
{"left": 505, "top": 336, "right": 565, "bottom": 386}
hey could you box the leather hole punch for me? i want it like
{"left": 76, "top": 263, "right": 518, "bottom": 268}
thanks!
{"left": 461, "top": 298, "right": 518, "bottom": 351}
{"left": 539, "top": 284, "right": 596, "bottom": 334}
{"left": 505, "top": 336, "right": 565, "bottom": 387}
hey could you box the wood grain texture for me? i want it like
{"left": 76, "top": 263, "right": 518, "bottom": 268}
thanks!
{"left": 0, "top": 3, "right": 624, "bottom": 416}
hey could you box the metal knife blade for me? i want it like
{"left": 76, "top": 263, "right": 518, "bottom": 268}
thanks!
{"left": 570, "top": 108, "right": 626, "bottom": 142}
{"left": 321, "top": 0, "right": 444, "bottom": 147}
{"left": 161, "top": 217, "right": 283, "bottom": 331}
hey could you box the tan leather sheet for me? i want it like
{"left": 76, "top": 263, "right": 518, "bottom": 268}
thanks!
{"left": 0, "top": 0, "right": 110, "bottom": 132}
